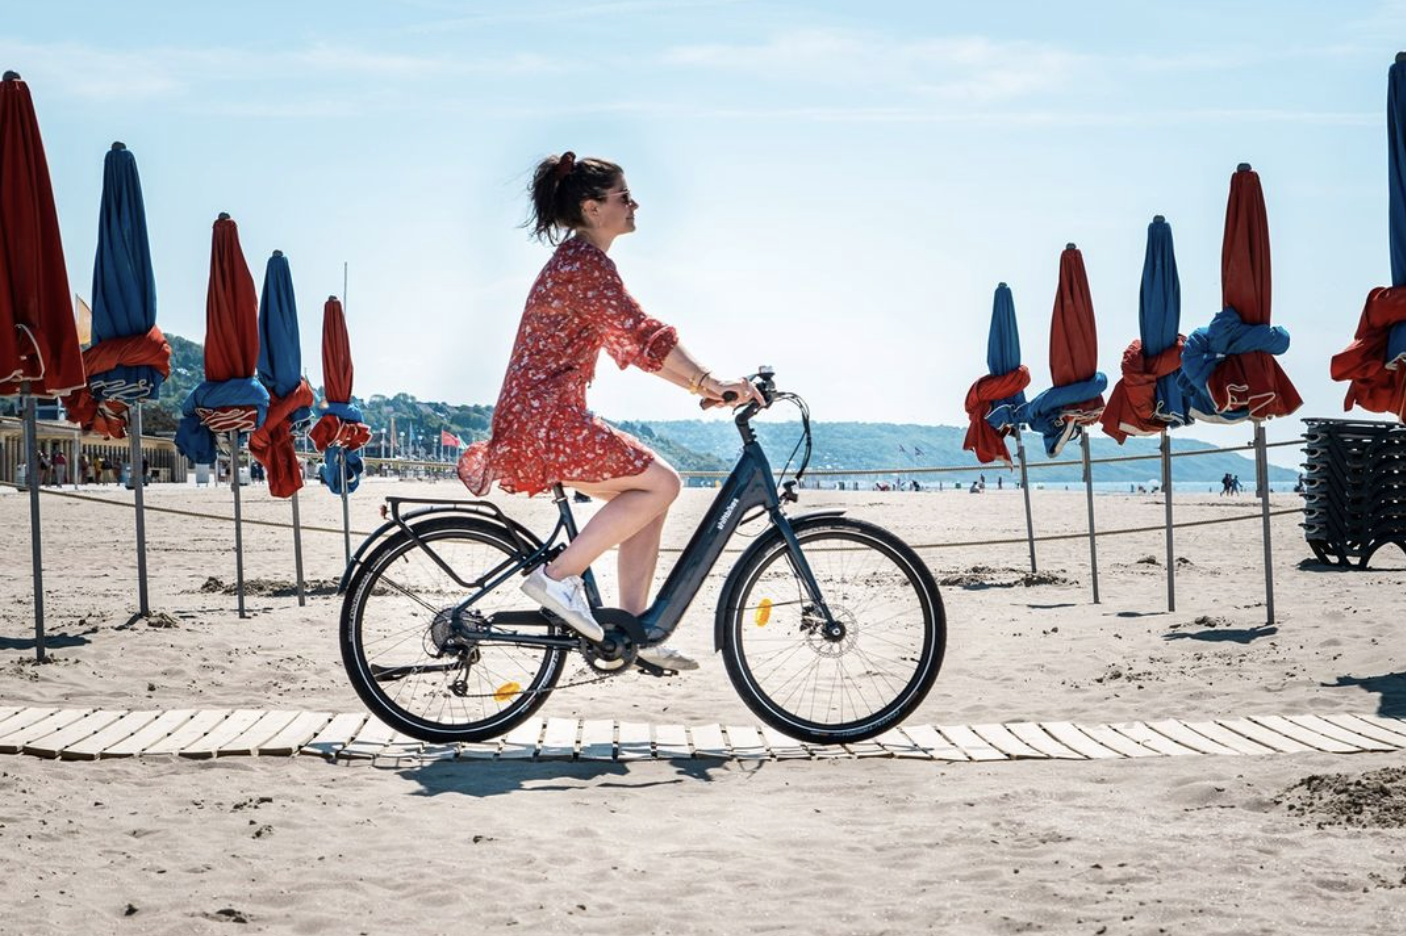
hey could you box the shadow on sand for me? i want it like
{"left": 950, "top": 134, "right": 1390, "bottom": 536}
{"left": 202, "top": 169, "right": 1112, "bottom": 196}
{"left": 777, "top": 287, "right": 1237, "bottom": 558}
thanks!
{"left": 1324, "top": 672, "right": 1406, "bottom": 718}
{"left": 1162, "top": 625, "right": 1278, "bottom": 645}
{"left": 0, "top": 630, "right": 92, "bottom": 651}
{"left": 396, "top": 756, "right": 739, "bottom": 799}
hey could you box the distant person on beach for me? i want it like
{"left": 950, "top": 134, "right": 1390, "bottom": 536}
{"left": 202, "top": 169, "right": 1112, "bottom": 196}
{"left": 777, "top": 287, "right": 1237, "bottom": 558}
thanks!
{"left": 456, "top": 151, "right": 764, "bottom": 672}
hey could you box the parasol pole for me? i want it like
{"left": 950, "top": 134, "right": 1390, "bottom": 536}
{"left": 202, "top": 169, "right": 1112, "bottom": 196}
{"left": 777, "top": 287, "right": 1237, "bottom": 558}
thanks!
{"left": 230, "top": 430, "right": 247, "bottom": 619}
{"left": 1161, "top": 428, "right": 1175, "bottom": 612}
{"left": 339, "top": 447, "right": 351, "bottom": 567}
{"left": 1013, "top": 425, "right": 1037, "bottom": 573}
{"left": 1254, "top": 420, "right": 1275, "bottom": 624}
{"left": 130, "top": 401, "right": 150, "bottom": 616}
{"left": 1080, "top": 427, "right": 1100, "bottom": 604}
{"left": 290, "top": 488, "right": 307, "bottom": 607}
{"left": 21, "top": 383, "right": 45, "bottom": 661}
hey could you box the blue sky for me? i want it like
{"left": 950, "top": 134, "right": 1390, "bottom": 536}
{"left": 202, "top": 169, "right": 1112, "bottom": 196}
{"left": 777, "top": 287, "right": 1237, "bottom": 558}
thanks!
{"left": 8, "top": 1, "right": 1406, "bottom": 465}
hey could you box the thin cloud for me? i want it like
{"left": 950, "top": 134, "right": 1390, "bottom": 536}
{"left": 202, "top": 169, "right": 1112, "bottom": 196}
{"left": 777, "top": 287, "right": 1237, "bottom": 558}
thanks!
{"left": 0, "top": 38, "right": 561, "bottom": 105}
{"left": 662, "top": 30, "right": 1086, "bottom": 103}
{"left": 393, "top": 0, "right": 753, "bottom": 35}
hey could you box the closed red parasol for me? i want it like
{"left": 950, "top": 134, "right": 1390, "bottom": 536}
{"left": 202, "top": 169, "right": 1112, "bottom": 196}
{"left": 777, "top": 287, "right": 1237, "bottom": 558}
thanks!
{"left": 172, "top": 214, "right": 268, "bottom": 620}
{"left": 1331, "top": 287, "right": 1406, "bottom": 420}
{"left": 205, "top": 217, "right": 259, "bottom": 387}
{"left": 1, "top": 71, "right": 86, "bottom": 660}
{"left": 0, "top": 72, "right": 84, "bottom": 396}
{"left": 1050, "top": 248, "right": 1103, "bottom": 398}
{"left": 1205, "top": 168, "right": 1303, "bottom": 417}
{"left": 310, "top": 296, "right": 371, "bottom": 455}
{"left": 1019, "top": 246, "right": 1107, "bottom": 458}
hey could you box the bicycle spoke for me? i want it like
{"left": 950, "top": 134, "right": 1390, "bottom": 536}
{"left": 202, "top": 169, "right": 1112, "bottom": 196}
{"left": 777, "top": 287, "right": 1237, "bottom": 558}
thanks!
{"left": 346, "top": 523, "right": 564, "bottom": 737}
{"left": 731, "top": 524, "right": 941, "bottom": 737}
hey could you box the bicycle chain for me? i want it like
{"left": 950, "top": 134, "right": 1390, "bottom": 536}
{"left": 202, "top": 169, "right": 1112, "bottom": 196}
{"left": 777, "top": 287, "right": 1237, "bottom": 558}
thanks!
{"left": 448, "top": 657, "right": 639, "bottom": 701}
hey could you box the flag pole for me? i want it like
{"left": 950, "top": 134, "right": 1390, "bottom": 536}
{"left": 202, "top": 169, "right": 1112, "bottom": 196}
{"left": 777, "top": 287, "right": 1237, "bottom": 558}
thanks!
{"left": 1081, "top": 428, "right": 1100, "bottom": 604}
{"left": 230, "top": 430, "right": 247, "bottom": 619}
{"left": 130, "top": 401, "right": 150, "bottom": 616}
{"left": 22, "top": 384, "right": 45, "bottom": 661}
{"left": 1161, "top": 428, "right": 1175, "bottom": 612}
{"left": 1013, "top": 426, "right": 1036, "bottom": 573}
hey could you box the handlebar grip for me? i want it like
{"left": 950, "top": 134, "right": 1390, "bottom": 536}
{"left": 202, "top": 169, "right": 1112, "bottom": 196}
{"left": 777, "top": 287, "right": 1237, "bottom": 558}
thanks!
{"left": 698, "top": 390, "right": 738, "bottom": 411}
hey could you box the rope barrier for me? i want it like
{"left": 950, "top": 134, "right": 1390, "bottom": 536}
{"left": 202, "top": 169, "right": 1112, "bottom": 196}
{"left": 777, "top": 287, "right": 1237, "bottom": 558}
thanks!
{"left": 1, "top": 479, "right": 1305, "bottom": 554}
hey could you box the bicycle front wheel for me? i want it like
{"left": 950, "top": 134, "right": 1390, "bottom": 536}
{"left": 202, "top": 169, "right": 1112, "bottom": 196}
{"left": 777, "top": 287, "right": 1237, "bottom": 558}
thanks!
{"left": 720, "top": 517, "right": 945, "bottom": 745}
{"left": 340, "top": 516, "right": 567, "bottom": 743}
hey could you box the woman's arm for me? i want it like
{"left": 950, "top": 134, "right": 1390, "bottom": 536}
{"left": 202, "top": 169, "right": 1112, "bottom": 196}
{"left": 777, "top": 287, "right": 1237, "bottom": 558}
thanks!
{"left": 658, "top": 344, "right": 766, "bottom": 406}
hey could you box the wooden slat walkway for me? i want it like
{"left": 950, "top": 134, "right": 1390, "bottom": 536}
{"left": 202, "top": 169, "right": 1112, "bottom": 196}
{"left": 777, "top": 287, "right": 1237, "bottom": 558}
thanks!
{"left": 0, "top": 706, "right": 1401, "bottom": 765}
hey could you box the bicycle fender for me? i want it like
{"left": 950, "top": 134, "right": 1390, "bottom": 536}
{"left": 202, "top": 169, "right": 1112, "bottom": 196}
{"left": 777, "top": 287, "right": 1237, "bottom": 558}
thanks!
{"left": 337, "top": 517, "right": 402, "bottom": 595}
{"left": 711, "top": 509, "right": 845, "bottom": 652}
{"left": 338, "top": 512, "right": 544, "bottom": 598}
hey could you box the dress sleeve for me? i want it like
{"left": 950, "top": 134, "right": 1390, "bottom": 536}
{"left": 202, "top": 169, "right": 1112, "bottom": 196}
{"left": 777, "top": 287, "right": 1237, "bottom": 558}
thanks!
{"left": 574, "top": 249, "right": 679, "bottom": 372}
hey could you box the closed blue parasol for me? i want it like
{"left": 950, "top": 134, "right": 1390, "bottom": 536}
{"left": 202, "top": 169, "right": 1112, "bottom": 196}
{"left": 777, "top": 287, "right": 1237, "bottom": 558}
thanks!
{"left": 1100, "top": 217, "right": 1189, "bottom": 442}
{"left": 985, "top": 283, "right": 1028, "bottom": 430}
{"left": 87, "top": 143, "right": 169, "bottom": 403}
{"left": 963, "top": 283, "right": 1030, "bottom": 465}
{"left": 1099, "top": 216, "right": 1189, "bottom": 612}
{"left": 68, "top": 142, "right": 174, "bottom": 618}
{"left": 249, "top": 251, "right": 314, "bottom": 498}
{"left": 1140, "top": 217, "right": 1189, "bottom": 426}
{"left": 65, "top": 143, "right": 172, "bottom": 439}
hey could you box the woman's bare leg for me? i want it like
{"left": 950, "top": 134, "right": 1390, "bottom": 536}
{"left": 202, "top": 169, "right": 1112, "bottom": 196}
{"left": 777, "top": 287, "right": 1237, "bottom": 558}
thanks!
{"left": 547, "top": 460, "right": 680, "bottom": 593}
{"left": 616, "top": 511, "right": 667, "bottom": 614}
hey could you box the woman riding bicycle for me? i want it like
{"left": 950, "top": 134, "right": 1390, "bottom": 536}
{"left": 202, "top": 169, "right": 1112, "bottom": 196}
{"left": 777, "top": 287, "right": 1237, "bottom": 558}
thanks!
{"left": 456, "top": 152, "right": 764, "bottom": 671}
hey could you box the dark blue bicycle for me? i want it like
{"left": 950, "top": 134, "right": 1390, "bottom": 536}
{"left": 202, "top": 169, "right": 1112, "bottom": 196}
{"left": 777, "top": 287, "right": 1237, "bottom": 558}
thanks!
{"left": 338, "top": 368, "right": 946, "bottom": 745}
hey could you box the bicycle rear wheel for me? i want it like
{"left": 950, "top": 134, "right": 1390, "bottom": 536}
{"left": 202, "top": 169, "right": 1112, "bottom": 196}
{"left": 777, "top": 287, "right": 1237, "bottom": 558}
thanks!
{"left": 720, "top": 517, "right": 945, "bottom": 745}
{"left": 340, "top": 516, "right": 566, "bottom": 743}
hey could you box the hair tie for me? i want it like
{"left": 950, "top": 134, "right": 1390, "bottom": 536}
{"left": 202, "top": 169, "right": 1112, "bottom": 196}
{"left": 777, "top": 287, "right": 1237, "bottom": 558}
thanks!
{"left": 554, "top": 151, "right": 576, "bottom": 181}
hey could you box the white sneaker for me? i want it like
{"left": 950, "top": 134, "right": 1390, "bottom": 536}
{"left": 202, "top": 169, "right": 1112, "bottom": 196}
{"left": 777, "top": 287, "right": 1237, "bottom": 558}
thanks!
{"left": 637, "top": 644, "right": 700, "bottom": 672}
{"left": 521, "top": 567, "right": 605, "bottom": 642}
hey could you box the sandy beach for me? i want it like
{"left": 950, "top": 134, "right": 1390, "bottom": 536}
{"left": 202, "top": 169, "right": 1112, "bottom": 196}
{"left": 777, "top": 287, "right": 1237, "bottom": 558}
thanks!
{"left": 1, "top": 478, "right": 1404, "bottom": 935}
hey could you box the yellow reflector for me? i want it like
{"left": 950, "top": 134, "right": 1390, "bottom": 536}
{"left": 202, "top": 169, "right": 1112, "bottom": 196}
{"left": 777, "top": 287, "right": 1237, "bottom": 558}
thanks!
{"left": 494, "top": 682, "right": 521, "bottom": 703}
{"left": 754, "top": 598, "right": 772, "bottom": 627}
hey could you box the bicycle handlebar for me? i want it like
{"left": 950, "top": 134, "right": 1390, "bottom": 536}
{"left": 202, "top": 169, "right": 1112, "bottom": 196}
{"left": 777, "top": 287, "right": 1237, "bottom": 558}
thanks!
{"left": 695, "top": 368, "right": 812, "bottom": 485}
{"left": 697, "top": 390, "right": 739, "bottom": 411}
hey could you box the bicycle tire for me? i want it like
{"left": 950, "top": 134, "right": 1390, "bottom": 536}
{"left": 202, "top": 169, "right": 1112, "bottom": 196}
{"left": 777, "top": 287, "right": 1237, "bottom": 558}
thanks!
{"left": 340, "top": 516, "right": 566, "bottom": 743}
{"left": 719, "top": 516, "right": 945, "bottom": 745}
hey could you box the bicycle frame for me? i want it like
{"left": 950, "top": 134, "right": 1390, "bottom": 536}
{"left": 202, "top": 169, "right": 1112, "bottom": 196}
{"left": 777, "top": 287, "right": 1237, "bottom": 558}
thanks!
{"left": 434, "top": 408, "right": 837, "bottom": 650}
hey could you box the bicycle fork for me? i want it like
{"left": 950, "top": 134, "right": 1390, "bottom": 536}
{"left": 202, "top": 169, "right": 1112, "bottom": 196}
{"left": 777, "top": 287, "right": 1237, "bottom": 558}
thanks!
{"left": 769, "top": 507, "right": 844, "bottom": 640}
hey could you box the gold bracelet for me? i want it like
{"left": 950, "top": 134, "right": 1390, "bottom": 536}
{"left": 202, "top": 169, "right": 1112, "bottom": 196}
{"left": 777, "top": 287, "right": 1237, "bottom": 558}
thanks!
{"left": 689, "top": 369, "right": 711, "bottom": 395}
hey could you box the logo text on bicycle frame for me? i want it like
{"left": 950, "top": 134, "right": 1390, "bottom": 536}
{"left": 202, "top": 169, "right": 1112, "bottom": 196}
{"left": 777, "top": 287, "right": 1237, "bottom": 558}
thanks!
{"left": 716, "top": 497, "right": 740, "bottom": 532}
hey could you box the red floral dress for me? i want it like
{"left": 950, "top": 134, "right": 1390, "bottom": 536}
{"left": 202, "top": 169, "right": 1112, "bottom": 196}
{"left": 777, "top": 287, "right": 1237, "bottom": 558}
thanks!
{"left": 457, "top": 237, "right": 679, "bottom": 497}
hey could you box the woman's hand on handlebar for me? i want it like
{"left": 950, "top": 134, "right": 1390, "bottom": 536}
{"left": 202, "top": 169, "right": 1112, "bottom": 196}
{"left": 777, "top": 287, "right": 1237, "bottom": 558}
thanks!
{"left": 705, "top": 376, "right": 766, "bottom": 409}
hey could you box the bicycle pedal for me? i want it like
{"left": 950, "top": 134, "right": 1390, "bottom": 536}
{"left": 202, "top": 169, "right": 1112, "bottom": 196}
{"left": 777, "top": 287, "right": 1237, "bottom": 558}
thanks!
{"left": 634, "top": 659, "right": 676, "bottom": 678}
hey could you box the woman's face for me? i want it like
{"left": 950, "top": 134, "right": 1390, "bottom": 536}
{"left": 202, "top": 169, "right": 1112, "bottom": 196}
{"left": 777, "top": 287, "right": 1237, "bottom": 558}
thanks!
{"left": 584, "top": 176, "right": 637, "bottom": 237}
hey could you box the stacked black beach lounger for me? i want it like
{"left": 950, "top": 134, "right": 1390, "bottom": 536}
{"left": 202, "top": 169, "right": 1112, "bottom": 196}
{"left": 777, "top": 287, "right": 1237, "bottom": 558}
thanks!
{"left": 1302, "top": 418, "right": 1406, "bottom": 568}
